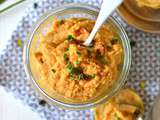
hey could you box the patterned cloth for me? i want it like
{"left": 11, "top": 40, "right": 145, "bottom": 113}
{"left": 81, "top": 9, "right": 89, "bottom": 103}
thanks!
{"left": 0, "top": 0, "right": 160, "bottom": 120}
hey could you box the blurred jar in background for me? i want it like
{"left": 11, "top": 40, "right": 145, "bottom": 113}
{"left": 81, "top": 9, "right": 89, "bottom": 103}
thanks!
{"left": 136, "top": 0, "right": 160, "bottom": 9}
{"left": 117, "top": 0, "right": 160, "bottom": 33}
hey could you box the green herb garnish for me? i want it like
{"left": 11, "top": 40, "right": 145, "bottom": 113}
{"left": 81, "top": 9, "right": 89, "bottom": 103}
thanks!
{"left": 78, "top": 74, "right": 84, "bottom": 80}
{"left": 51, "top": 69, "right": 56, "bottom": 73}
{"left": 66, "top": 62, "right": 73, "bottom": 73}
{"left": 69, "top": 74, "right": 74, "bottom": 80}
{"left": 17, "top": 38, "right": 22, "bottom": 47}
{"left": 66, "top": 61, "right": 94, "bottom": 80}
{"left": 96, "top": 54, "right": 107, "bottom": 64}
{"left": 111, "top": 36, "right": 119, "bottom": 45}
{"left": 140, "top": 81, "right": 145, "bottom": 90}
{"left": 84, "top": 74, "right": 93, "bottom": 79}
{"left": 75, "top": 61, "right": 80, "bottom": 67}
{"left": 66, "top": 48, "right": 69, "bottom": 51}
{"left": 66, "top": 62, "right": 82, "bottom": 75}
{"left": 116, "top": 114, "right": 121, "bottom": 120}
{"left": 100, "top": 59, "right": 107, "bottom": 64}
{"left": 64, "top": 53, "right": 69, "bottom": 61}
{"left": 78, "top": 73, "right": 94, "bottom": 80}
{"left": 106, "top": 43, "right": 112, "bottom": 50}
{"left": 117, "top": 116, "right": 121, "bottom": 120}
{"left": 93, "top": 74, "right": 96, "bottom": 78}
{"left": 76, "top": 51, "right": 81, "bottom": 57}
{"left": 71, "top": 67, "right": 82, "bottom": 75}
{"left": 67, "top": 35, "right": 75, "bottom": 41}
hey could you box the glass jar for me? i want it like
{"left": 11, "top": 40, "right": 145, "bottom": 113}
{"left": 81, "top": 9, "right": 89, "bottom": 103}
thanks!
{"left": 117, "top": 0, "right": 160, "bottom": 33}
{"left": 23, "top": 3, "right": 131, "bottom": 110}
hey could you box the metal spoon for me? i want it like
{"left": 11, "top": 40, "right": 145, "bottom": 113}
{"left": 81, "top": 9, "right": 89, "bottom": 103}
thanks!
{"left": 83, "top": 0, "right": 123, "bottom": 46}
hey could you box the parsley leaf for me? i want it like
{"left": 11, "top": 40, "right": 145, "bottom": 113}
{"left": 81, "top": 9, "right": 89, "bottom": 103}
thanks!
{"left": 100, "top": 59, "right": 107, "bottom": 64}
{"left": 93, "top": 74, "right": 96, "bottom": 78}
{"left": 106, "top": 43, "right": 112, "bottom": 50}
{"left": 75, "top": 61, "right": 80, "bottom": 67}
{"left": 67, "top": 35, "right": 75, "bottom": 41}
{"left": 78, "top": 74, "right": 84, "bottom": 80}
{"left": 76, "top": 51, "right": 81, "bottom": 57}
{"left": 84, "top": 74, "right": 93, "bottom": 79}
{"left": 116, "top": 114, "right": 121, "bottom": 120}
{"left": 66, "top": 62, "right": 73, "bottom": 73}
{"left": 117, "top": 117, "right": 121, "bottom": 120}
{"left": 111, "top": 36, "right": 119, "bottom": 45}
{"left": 69, "top": 74, "right": 74, "bottom": 80}
{"left": 140, "top": 81, "right": 145, "bottom": 90}
{"left": 17, "top": 38, "right": 22, "bottom": 47}
{"left": 78, "top": 73, "right": 94, "bottom": 80}
{"left": 71, "top": 67, "right": 82, "bottom": 75}
{"left": 66, "top": 62, "right": 82, "bottom": 75}
{"left": 66, "top": 48, "right": 69, "bottom": 51}
{"left": 96, "top": 54, "right": 107, "bottom": 64}
{"left": 66, "top": 61, "right": 94, "bottom": 81}
{"left": 64, "top": 53, "right": 69, "bottom": 61}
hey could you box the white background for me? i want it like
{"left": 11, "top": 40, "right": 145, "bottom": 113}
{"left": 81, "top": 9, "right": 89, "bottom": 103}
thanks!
{"left": 0, "top": 1, "right": 45, "bottom": 120}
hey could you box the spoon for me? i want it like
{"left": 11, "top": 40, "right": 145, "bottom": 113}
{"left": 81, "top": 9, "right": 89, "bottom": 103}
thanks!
{"left": 83, "top": 0, "right": 123, "bottom": 46}
{"left": 137, "top": 117, "right": 143, "bottom": 120}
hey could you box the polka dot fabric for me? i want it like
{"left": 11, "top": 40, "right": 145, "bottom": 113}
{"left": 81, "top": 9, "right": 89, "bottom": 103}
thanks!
{"left": 0, "top": 0, "right": 160, "bottom": 120}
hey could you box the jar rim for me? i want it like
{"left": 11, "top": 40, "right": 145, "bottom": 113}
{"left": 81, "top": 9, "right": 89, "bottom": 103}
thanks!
{"left": 23, "top": 3, "right": 131, "bottom": 110}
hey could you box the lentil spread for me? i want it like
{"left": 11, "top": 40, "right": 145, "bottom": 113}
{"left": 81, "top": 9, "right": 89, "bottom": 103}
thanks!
{"left": 34, "top": 18, "right": 123, "bottom": 100}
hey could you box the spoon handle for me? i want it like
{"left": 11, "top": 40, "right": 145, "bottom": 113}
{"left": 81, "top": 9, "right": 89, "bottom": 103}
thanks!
{"left": 84, "top": 0, "right": 123, "bottom": 46}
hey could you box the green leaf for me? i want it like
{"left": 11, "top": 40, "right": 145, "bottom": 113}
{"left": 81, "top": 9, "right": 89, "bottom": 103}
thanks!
{"left": 93, "top": 74, "right": 96, "bottom": 78}
{"left": 66, "top": 62, "right": 73, "bottom": 73}
{"left": 66, "top": 61, "right": 95, "bottom": 81}
{"left": 111, "top": 36, "right": 119, "bottom": 45}
{"left": 117, "top": 116, "right": 121, "bottom": 120}
{"left": 75, "top": 61, "right": 80, "bottom": 67}
{"left": 100, "top": 59, "right": 107, "bottom": 64}
{"left": 84, "top": 74, "right": 93, "bottom": 79}
{"left": 64, "top": 53, "right": 69, "bottom": 61}
{"left": 17, "top": 38, "right": 22, "bottom": 47}
{"left": 106, "top": 43, "right": 112, "bottom": 50}
{"left": 69, "top": 74, "right": 74, "bottom": 80}
{"left": 66, "top": 62, "right": 82, "bottom": 75}
{"left": 67, "top": 35, "right": 75, "bottom": 41}
{"left": 140, "top": 81, "right": 145, "bottom": 90}
{"left": 65, "top": 48, "right": 69, "bottom": 51}
{"left": 78, "top": 74, "right": 84, "bottom": 80}
{"left": 96, "top": 54, "right": 107, "bottom": 64}
{"left": 71, "top": 67, "right": 82, "bottom": 75}
{"left": 76, "top": 51, "right": 81, "bottom": 57}
{"left": 116, "top": 114, "right": 121, "bottom": 120}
